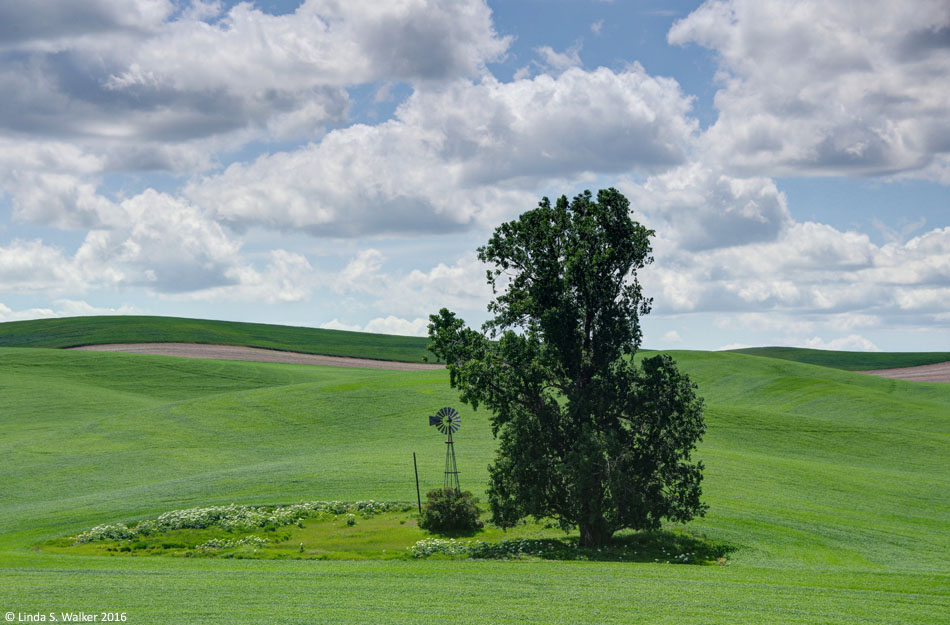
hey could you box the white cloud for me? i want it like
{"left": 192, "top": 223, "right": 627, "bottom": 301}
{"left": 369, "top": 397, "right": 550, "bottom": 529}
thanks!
{"left": 799, "top": 334, "right": 882, "bottom": 352}
{"left": 0, "top": 239, "right": 85, "bottom": 293}
{"left": 714, "top": 313, "right": 815, "bottom": 335}
{"left": 0, "top": 299, "right": 146, "bottom": 322}
{"left": 74, "top": 190, "right": 244, "bottom": 293}
{"left": 625, "top": 162, "right": 792, "bottom": 250}
{"left": 670, "top": 0, "right": 950, "bottom": 179}
{"left": 321, "top": 315, "right": 429, "bottom": 337}
{"left": 388, "top": 253, "right": 495, "bottom": 317}
{"left": 177, "top": 249, "right": 318, "bottom": 304}
{"left": 823, "top": 313, "right": 881, "bottom": 332}
{"left": 0, "top": 188, "right": 319, "bottom": 303}
{"left": 102, "top": 0, "right": 509, "bottom": 90}
{"left": 662, "top": 330, "right": 682, "bottom": 343}
{"left": 187, "top": 66, "right": 697, "bottom": 236}
{"left": 0, "top": 138, "right": 119, "bottom": 228}
{"left": 0, "top": 0, "right": 173, "bottom": 49}
{"left": 643, "top": 214, "right": 950, "bottom": 331}
{"left": 535, "top": 42, "right": 583, "bottom": 71}
{"left": 716, "top": 342, "right": 752, "bottom": 351}
{"left": 0, "top": 0, "right": 509, "bottom": 177}
{"left": 364, "top": 316, "right": 429, "bottom": 337}
{"left": 320, "top": 318, "right": 363, "bottom": 333}
{"left": 331, "top": 250, "right": 493, "bottom": 319}
{"left": 335, "top": 249, "right": 386, "bottom": 294}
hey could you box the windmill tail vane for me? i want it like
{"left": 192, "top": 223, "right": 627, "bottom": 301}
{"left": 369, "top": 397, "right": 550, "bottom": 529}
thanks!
{"left": 429, "top": 406, "right": 461, "bottom": 491}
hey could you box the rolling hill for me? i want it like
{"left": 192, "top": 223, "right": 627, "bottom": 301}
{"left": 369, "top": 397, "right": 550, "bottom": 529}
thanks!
{"left": 0, "top": 319, "right": 946, "bottom": 624}
{"left": 729, "top": 345, "right": 950, "bottom": 371}
{"left": 0, "top": 315, "right": 433, "bottom": 362}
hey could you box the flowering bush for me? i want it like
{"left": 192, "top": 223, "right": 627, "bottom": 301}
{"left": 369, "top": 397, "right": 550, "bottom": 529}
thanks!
{"left": 198, "top": 535, "right": 270, "bottom": 550}
{"left": 74, "top": 523, "right": 136, "bottom": 544}
{"left": 408, "top": 537, "right": 569, "bottom": 559}
{"left": 408, "top": 538, "right": 473, "bottom": 557}
{"left": 73, "top": 501, "right": 411, "bottom": 544}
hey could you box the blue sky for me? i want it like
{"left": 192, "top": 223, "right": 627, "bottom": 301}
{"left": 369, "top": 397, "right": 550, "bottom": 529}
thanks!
{"left": 0, "top": 0, "right": 947, "bottom": 352}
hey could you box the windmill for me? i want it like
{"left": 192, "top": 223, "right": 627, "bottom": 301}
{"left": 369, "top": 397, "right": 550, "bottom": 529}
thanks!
{"left": 429, "top": 406, "right": 461, "bottom": 491}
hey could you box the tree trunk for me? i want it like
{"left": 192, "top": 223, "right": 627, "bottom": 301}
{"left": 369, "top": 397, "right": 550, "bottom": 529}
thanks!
{"left": 578, "top": 515, "right": 613, "bottom": 547}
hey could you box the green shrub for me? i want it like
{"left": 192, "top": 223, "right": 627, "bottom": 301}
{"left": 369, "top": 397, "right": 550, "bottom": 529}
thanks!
{"left": 418, "top": 488, "right": 482, "bottom": 533}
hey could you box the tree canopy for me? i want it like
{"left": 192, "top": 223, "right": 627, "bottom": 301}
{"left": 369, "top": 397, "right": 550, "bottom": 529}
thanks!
{"left": 428, "top": 188, "right": 706, "bottom": 547}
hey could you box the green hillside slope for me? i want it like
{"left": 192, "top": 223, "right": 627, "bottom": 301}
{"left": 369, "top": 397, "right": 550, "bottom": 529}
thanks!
{"left": 0, "top": 347, "right": 946, "bottom": 624}
{"left": 730, "top": 346, "right": 950, "bottom": 370}
{"left": 0, "top": 315, "right": 433, "bottom": 362}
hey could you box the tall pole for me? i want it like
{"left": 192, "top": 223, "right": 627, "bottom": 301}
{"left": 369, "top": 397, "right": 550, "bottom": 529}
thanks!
{"left": 413, "top": 452, "right": 422, "bottom": 514}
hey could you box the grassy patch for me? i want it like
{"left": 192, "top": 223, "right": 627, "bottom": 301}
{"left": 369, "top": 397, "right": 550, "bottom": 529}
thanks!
{"left": 45, "top": 506, "right": 731, "bottom": 565}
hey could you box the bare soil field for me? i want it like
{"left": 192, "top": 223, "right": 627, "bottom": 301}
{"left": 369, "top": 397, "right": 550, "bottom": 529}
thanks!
{"left": 70, "top": 343, "right": 444, "bottom": 371}
{"left": 857, "top": 361, "right": 950, "bottom": 382}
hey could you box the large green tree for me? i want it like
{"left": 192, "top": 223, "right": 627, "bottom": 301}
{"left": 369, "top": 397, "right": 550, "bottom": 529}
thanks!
{"left": 428, "top": 188, "right": 706, "bottom": 547}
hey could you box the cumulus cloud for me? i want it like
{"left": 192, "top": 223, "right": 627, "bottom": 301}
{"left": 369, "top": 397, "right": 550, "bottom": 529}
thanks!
{"left": 335, "top": 249, "right": 387, "bottom": 294}
{"left": 662, "top": 330, "right": 683, "bottom": 343}
{"left": 331, "top": 250, "right": 494, "bottom": 319}
{"left": 714, "top": 313, "right": 815, "bottom": 335}
{"left": 0, "top": 299, "right": 145, "bottom": 322}
{"left": 321, "top": 316, "right": 430, "bottom": 337}
{"left": 643, "top": 220, "right": 950, "bottom": 328}
{"left": 74, "top": 190, "right": 243, "bottom": 292}
{"left": 0, "top": 0, "right": 509, "bottom": 177}
{"left": 174, "top": 249, "right": 318, "bottom": 304}
{"left": 0, "top": 138, "right": 118, "bottom": 228}
{"left": 626, "top": 162, "right": 792, "bottom": 250}
{"left": 535, "top": 42, "right": 584, "bottom": 72}
{"left": 0, "top": 189, "right": 318, "bottom": 303}
{"left": 0, "top": 0, "right": 173, "bottom": 48}
{"left": 364, "top": 316, "right": 430, "bottom": 337}
{"left": 186, "top": 66, "right": 697, "bottom": 236}
{"left": 670, "top": 0, "right": 950, "bottom": 178}
{"left": 799, "top": 335, "right": 882, "bottom": 352}
{"left": 320, "top": 319, "right": 363, "bottom": 333}
{"left": 0, "top": 239, "right": 86, "bottom": 293}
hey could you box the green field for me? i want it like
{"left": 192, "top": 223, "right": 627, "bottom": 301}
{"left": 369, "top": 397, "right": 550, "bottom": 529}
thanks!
{"left": 0, "top": 315, "right": 433, "bottom": 362}
{"left": 0, "top": 329, "right": 947, "bottom": 623}
{"left": 730, "top": 346, "right": 950, "bottom": 370}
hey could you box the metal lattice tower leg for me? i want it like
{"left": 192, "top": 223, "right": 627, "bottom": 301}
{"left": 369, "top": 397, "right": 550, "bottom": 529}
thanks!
{"left": 444, "top": 428, "right": 461, "bottom": 491}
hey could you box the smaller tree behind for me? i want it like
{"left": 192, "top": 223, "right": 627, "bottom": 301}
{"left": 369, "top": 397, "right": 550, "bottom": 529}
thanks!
{"left": 418, "top": 488, "right": 482, "bottom": 534}
{"left": 428, "top": 188, "right": 706, "bottom": 547}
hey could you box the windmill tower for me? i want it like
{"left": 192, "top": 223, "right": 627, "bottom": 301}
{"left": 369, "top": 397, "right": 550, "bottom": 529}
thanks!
{"left": 429, "top": 406, "right": 461, "bottom": 491}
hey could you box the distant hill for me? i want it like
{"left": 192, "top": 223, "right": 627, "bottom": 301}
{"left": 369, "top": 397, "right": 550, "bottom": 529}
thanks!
{"left": 0, "top": 315, "right": 433, "bottom": 363}
{"left": 729, "top": 346, "right": 950, "bottom": 371}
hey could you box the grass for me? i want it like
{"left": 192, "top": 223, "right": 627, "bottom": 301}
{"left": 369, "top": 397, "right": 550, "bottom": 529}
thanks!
{"left": 45, "top": 504, "right": 730, "bottom": 564}
{"left": 0, "top": 339, "right": 947, "bottom": 623}
{"left": 729, "top": 346, "right": 950, "bottom": 370}
{"left": 0, "top": 315, "right": 434, "bottom": 362}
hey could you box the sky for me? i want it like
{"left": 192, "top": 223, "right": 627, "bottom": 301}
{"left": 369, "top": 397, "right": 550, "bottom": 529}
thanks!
{"left": 0, "top": 0, "right": 948, "bottom": 352}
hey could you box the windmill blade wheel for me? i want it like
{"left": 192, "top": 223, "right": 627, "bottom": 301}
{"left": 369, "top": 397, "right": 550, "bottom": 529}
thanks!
{"left": 436, "top": 406, "right": 460, "bottom": 433}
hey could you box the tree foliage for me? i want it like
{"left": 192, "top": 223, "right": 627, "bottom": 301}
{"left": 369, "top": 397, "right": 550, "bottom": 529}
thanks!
{"left": 428, "top": 188, "right": 706, "bottom": 547}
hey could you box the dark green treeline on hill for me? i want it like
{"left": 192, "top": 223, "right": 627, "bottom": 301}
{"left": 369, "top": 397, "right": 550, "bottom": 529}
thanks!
{"left": 429, "top": 188, "right": 706, "bottom": 547}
